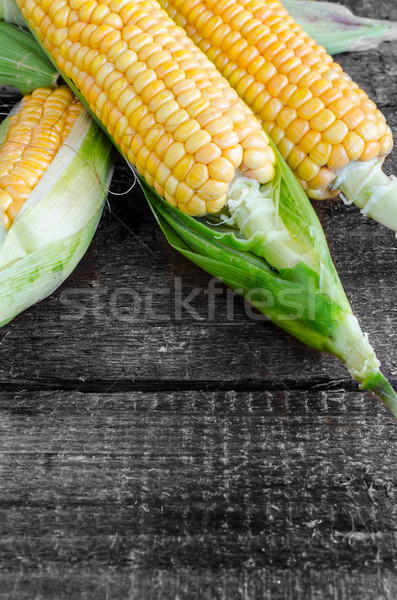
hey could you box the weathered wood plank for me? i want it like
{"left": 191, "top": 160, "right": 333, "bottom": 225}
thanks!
{"left": 0, "top": 569, "right": 396, "bottom": 600}
{"left": 0, "top": 389, "right": 396, "bottom": 598}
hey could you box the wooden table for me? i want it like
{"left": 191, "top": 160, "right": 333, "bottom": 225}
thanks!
{"left": 1, "top": 1, "right": 397, "bottom": 598}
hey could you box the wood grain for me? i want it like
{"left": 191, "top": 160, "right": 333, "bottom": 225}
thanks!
{"left": 1, "top": 1, "right": 397, "bottom": 598}
{"left": 0, "top": 390, "right": 397, "bottom": 599}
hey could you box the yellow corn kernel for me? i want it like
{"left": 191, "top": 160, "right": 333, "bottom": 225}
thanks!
{"left": 379, "top": 132, "right": 394, "bottom": 156}
{"left": 266, "top": 125, "right": 284, "bottom": 146}
{"left": 155, "top": 162, "right": 171, "bottom": 186}
{"left": 278, "top": 83, "right": 297, "bottom": 106}
{"left": 11, "top": 167, "right": 40, "bottom": 188}
{"left": 342, "top": 106, "right": 365, "bottom": 130}
{"left": 241, "top": 148, "right": 270, "bottom": 171}
{"left": 173, "top": 155, "right": 195, "bottom": 180}
{"left": 1, "top": 212, "right": 11, "bottom": 230}
{"left": 197, "top": 179, "right": 228, "bottom": 202}
{"left": 154, "top": 99, "right": 179, "bottom": 125}
{"left": 186, "top": 163, "right": 209, "bottom": 189}
{"left": 172, "top": 120, "right": 199, "bottom": 143}
{"left": 195, "top": 142, "right": 222, "bottom": 164}
{"left": 240, "top": 132, "right": 269, "bottom": 150}
{"left": 297, "top": 97, "right": 324, "bottom": 121}
{"left": 212, "top": 131, "right": 240, "bottom": 149}
{"left": 175, "top": 181, "right": 194, "bottom": 205}
{"left": 287, "top": 146, "right": 306, "bottom": 171}
{"left": 146, "top": 153, "right": 161, "bottom": 177}
{"left": 286, "top": 119, "right": 310, "bottom": 145}
{"left": 278, "top": 136, "right": 295, "bottom": 160}
{"left": 342, "top": 132, "right": 365, "bottom": 162}
{"left": 165, "top": 109, "right": 190, "bottom": 132}
{"left": 322, "top": 120, "right": 349, "bottom": 145}
{"left": 164, "top": 173, "right": 179, "bottom": 197}
{"left": 206, "top": 117, "right": 234, "bottom": 137}
{"left": 245, "top": 163, "right": 275, "bottom": 183}
{"left": 185, "top": 130, "right": 212, "bottom": 154}
{"left": 309, "top": 167, "right": 336, "bottom": 191}
{"left": 260, "top": 98, "right": 283, "bottom": 122}
{"left": 208, "top": 157, "right": 235, "bottom": 182}
{"left": 267, "top": 73, "right": 288, "bottom": 97}
{"left": 320, "top": 87, "right": 343, "bottom": 107}
{"left": 328, "top": 144, "right": 350, "bottom": 170}
{"left": 329, "top": 95, "right": 358, "bottom": 119}
{"left": 296, "top": 157, "right": 320, "bottom": 182}
{"left": 196, "top": 108, "right": 224, "bottom": 128}
{"left": 4, "top": 184, "right": 31, "bottom": 202}
{"left": 0, "top": 191, "right": 13, "bottom": 211}
{"left": 360, "top": 142, "right": 381, "bottom": 162}
{"left": 355, "top": 120, "right": 383, "bottom": 143}
{"left": 136, "top": 145, "right": 150, "bottom": 172}
{"left": 183, "top": 195, "right": 206, "bottom": 215}
{"left": 309, "top": 140, "right": 332, "bottom": 167}
{"left": 164, "top": 142, "right": 186, "bottom": 169}
{"left": 310, "top": 109, "right": 336, "bottom": 133}
{"left": 288, "top": 88, "right": 312, "bottom": 111}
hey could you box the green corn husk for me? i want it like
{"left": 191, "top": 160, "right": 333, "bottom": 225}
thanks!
{"left": 0, "top": 105, "right": 115, "bottom": 326}
{"left": 283, "top": 0, "right": 397, "bottom": 54}
{"left": 4, "top": 5, "right": 397, "bottom": 417}
{"left": 0, "top": 21, "right": 58, "bottom": 93}
{"left": 140, "top": 153, "right": 397, "bottom": 417}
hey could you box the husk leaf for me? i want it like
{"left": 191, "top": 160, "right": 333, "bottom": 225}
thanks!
{"left": 284, "top": 0, "right": 397, "bottom": 54}
{"left": 0, "top": 21, "right": 57, "bottom": 93}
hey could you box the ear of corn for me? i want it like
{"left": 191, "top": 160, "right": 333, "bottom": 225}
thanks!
{"left": 283, "top": 0, "right": 397, "bottom": 54}
{"left": 159, "top": 0, "right": 397, "bottom": 231}
{"left": 0, "top": 88, "right": 115, "bottom": 325}
{"left": 0, "top": 21, "right": 58, "bottom": 93}
{"left": 0, "top": 87, "right": 84, "bottom": 231}
{"left": 8, "top": 0, "right": 397, "bottom": 415}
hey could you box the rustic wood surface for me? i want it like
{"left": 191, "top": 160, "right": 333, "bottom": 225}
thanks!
{"left": 1, "top": 1, "right": 397, "bottom": 598}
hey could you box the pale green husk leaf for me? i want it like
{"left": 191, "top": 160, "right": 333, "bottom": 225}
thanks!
{"left": 284, "top": 0, "right": 397, "bottom": 54}
{"left": 0, "top": 21, "right": 57, "bottom": 93}
{"left": 141, "top": 174, "right": 397, "bottom": 417}
{"left": 0, "top": 0, "right": 24, "bottom": 25}
{"left": 0, "top": 109, "right": 115, "bottom": 326}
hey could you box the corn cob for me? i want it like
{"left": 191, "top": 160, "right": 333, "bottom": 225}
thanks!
{"left": 159, "top": 0, "right": 397, "bottom": 230}
{"left": 0, "top": 83, "right": 114, "bottom": 324}
{"left": 0, "top": 86, "right": 83, "bottom": 230}
{"left": 9, "top": 4, "right": 397, "bottom": 414}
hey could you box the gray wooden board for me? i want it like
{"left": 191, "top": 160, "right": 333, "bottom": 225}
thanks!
{"left": 1, "top": 0, "right": 397, "bottom": 598}
{"left": 0, "top": 390, "right": 397, "bottom": 600}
